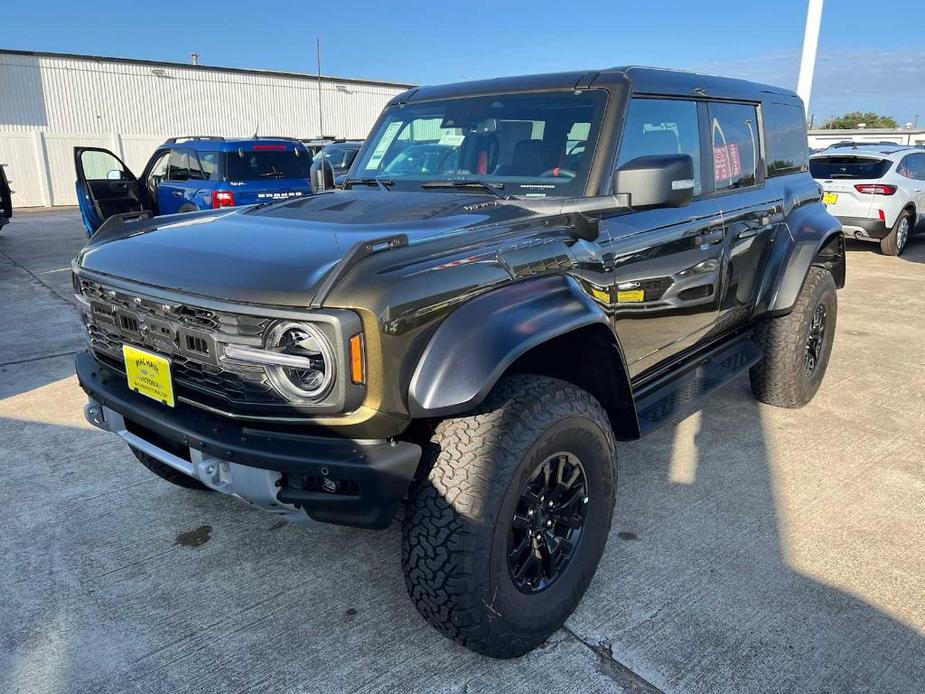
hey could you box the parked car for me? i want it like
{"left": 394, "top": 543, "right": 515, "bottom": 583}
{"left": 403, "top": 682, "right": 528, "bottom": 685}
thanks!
{"left": 318, "top": 140, "right": 362, "bottom": 176}
{"left": 73, "top": 136, "right": 313, "bottom": 235}
{"left": 73, "top": 67, "right": 843, "bottom": 658}
{"left": 0, "top": 164, "right": 11, "bottom": 230}
{"left": 811, "top": 144, "right": 925, "bottom": 255}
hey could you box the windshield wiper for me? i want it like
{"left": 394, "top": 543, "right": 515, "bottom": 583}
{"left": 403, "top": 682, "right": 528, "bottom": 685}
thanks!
{"left": 346, "top": 177, "right": 394, "bottom": 192}
{"left": 420, "top": 180, "right": 509, "bottom": 199}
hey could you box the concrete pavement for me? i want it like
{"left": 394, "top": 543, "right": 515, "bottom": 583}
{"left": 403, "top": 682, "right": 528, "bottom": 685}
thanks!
{"left": 1, "top": 209, "right": 922, "bottom": 693}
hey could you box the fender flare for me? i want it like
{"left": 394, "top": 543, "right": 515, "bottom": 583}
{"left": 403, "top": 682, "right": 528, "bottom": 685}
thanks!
{"left": 408, "top": 274, "right": 611, "bottom": 418}
{"left": 768, "top": 204, "right": 844, "bottom": 314}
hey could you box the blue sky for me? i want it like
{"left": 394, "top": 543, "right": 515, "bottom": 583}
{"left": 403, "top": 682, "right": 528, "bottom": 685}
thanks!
{"left": 4, "top": 0, "right": 924, "bottom": 123}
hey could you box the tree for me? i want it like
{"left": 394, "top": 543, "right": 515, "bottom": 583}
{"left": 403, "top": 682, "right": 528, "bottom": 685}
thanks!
{"left": 820, "top": 112, "right": 899, "bottom": 129}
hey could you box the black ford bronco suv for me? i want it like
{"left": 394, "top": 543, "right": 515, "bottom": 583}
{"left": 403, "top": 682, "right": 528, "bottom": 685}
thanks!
{"left": 74, "top": 67, "right": 844, "bottom": 658}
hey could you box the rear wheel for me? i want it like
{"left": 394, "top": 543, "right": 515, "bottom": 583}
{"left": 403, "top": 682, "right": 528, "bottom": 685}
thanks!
{"left": 130, "top": 447, "right": 212, "bottom": 491}
{"left": 401, "top": 375, "right": 616, "bottom": 658}
{"left": 750, "top": 266, "right": 837, "bottom": 408}
{"left": 880, "top": 209, "right": 912, "bottom": 256}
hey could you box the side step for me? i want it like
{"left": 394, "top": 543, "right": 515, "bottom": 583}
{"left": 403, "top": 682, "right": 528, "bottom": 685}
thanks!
{"left": 633, "top": 338, "right": 763, "bottom": 436}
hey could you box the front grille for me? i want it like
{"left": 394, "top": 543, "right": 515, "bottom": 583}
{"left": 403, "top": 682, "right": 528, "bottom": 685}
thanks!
{"left": 79, "top": 278, "right": 288, "bottom": 412}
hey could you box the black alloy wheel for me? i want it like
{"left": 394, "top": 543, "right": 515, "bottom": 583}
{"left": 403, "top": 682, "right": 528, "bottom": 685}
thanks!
{"left": 508, "top": 452, "right": 589, "bottom": 593}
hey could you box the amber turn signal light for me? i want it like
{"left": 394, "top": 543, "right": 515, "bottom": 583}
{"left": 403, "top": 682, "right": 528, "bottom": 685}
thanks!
{"left": 349, "top": 333, "right": 365, "bottom": 385}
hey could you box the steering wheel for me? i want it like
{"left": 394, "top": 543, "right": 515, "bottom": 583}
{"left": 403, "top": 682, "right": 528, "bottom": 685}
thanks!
{"left": 539, "top": 168, "right": 576, "bottom": 179}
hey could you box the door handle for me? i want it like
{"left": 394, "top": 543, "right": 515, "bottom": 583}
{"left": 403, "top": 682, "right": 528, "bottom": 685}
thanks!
{"left": 695, "top": 229, "right": 724, "bottom": 245}
{"left": 172, "top": 190, "right": 183, "bottom": 196}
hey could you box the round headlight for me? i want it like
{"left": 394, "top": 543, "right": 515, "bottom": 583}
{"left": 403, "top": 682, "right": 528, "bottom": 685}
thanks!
{"left": 264, "top": 322, "right": 335, "bottom": 401}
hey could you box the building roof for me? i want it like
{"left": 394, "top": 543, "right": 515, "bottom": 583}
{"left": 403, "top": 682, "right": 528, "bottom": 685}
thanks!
{"left": 0, "top": 48, "right": 415, "bottom": 90}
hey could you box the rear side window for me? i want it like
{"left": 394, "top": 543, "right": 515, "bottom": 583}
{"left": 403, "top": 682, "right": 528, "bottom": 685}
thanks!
{"left": 198, "top": 152, "right": 222, "bottom": 181}
{"left": 617, "top": 98, "right": 702, "bottom": 195}
{"left": 763, "top": 102, "right": 808, "bottom": 177}
{"left": 897, "top": 153, "right": 925, "bottom": 180}
{"left": 167, "top": 149, "right": 197, "bottom": 181}
{"left": 809, "top": 157, "right": 892, "bottom": 180}
{"left": 709, "top": 102, "right": 759, "bottom": 191}
{"left": 225, "top": 150, "right": 310, "bottom": 181}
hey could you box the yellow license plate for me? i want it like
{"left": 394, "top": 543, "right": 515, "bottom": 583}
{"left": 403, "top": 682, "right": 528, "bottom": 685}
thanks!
{"left": 617, "top": 289, "right": 645, "bottom": 303}
{"left": 123, "top": 344, "right": 174, "bottom": 407}
{"left": 822, "top": 192, "right": 838, "bottom": 205}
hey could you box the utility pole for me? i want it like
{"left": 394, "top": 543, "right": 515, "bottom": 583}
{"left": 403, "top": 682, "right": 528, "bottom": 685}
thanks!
{"left": 797, "top": 0, "right": 824, "bottom": 113}
{"left": 316, "top": 38, "right": 324, "bottom": 139}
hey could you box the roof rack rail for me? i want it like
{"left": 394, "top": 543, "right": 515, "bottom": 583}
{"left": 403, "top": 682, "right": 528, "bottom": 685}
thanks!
{"left": 164, "top": 136, "right": 225, "bottom": 144}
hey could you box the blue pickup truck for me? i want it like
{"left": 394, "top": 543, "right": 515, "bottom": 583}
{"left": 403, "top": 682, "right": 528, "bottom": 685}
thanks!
{"left": 74, "top": 136, "right": 313, "bottom": 235}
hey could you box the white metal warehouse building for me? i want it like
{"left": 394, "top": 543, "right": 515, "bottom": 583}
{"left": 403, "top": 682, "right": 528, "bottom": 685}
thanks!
{"left": 0, "top": 49, "right": 412, "bottom": 208}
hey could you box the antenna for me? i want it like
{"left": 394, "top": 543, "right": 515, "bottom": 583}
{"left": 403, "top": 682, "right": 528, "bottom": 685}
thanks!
{"left": 253, "top": 121, "right": 259, "bottom": 138}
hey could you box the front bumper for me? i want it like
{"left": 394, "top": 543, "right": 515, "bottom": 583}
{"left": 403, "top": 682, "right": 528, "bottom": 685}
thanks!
{"left": 836, "top": 215, "right": 889, "bottom": 240}
{"left": 76, "top": 351, "right": 421, "bottom": 529}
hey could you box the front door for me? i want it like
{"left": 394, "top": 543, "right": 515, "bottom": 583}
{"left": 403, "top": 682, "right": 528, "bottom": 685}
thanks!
{"left": 74, "top": 147, "right": 147, "bottom": 235}
{"left": 603, "top": 97, "right": 726, "bottom": 378}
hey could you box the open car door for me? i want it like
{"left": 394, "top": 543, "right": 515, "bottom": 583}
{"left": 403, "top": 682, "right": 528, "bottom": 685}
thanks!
{"left": 74, "top": 147, "right": 149, "bottom": 236}
{"left": 0, "top": 164, "right": 11, "bottom": 229}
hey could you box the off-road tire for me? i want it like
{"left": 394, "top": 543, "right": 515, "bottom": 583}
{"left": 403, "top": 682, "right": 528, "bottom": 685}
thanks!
{"left": 880, "top": 209, "right": 912, "bottom": 256}
{"left": 130, "top": 446, "right": 212, "bottom": 491}
{"left": 750, "top": 266, "right": 837, "bottom": 408}
{"left": 401, "top": 375, "right": 616, "bottom": 658}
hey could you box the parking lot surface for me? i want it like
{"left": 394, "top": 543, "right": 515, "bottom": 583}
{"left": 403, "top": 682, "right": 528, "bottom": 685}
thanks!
{"left": 1, "top": 209, "right": 923, "bottom": 694}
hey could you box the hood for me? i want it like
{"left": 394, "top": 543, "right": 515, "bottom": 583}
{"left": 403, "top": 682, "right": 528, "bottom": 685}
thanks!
{"left": 77, "top": 189, "right": 537, "bottom": 306}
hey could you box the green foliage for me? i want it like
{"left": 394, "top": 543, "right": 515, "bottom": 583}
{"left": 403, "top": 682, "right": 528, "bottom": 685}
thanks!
{"left": 821, "top": 112, "right": 900, "bottom": 129}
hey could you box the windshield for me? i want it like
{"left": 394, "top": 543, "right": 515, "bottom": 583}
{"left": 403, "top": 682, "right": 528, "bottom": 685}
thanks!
{"left": 320, "top": 145, "right": 360, "bottom": 170}
{"left": 352, "top": 90, "right": 607, "bottom": 197}
{"left": 224, "top": 149, "right": 310, "bottom": 181}
{"left": 810, "top": 156, "right": 892, "bottom": 180}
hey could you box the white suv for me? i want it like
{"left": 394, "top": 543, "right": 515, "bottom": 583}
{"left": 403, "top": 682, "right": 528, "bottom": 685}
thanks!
{"left": 810, "top": 144, "right": 925, "bottom": 256}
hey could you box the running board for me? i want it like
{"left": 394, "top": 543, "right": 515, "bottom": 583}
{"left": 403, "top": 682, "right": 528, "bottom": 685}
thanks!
{"left": 633, "top": 338, "right": 763, "bottom": 436}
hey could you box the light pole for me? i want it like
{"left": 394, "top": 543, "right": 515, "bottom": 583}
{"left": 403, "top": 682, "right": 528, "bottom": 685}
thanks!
{"left": 797, "top": 0, "right": 824, "bottom": 114}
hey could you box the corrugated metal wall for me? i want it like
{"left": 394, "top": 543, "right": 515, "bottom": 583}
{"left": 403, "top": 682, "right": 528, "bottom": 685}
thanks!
{"left": 0, "top": 51, "right": 410, "bottom": 207}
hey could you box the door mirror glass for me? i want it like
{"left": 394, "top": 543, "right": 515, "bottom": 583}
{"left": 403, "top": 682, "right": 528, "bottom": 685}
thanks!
{"left": 612, "top": 154, "right": 695, "bottom": 208}
{"left": 106, "top": 169, "right": 124, "bottom": 180}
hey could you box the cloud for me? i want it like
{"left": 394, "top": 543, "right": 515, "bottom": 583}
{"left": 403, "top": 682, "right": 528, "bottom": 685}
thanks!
{"left": 689, "top": 48, "right": 925, "bottom": 123}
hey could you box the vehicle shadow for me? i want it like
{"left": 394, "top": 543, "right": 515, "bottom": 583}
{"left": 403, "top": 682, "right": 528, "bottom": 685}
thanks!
{"left": 844, "top": 236, "right": 925, "bottom": 264}
{"left": 570, "top": 377, "right": 923, "bottom": 692}
{"left": 1, "top": 375, "right": 921, "bottom": 693}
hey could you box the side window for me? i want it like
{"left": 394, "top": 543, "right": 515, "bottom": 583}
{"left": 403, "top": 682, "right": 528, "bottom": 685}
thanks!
{"left": 148, "top": 151, "right": 170, "bottom": 179}
{"left": 80, "top": 150, "right": 129, "bottom": 180}
{"left": 709, "top": 102, "right": 760, "bottom": 191}
{"left": 167, "top": 149, "right": 190, "bottom": 181}
{"left": 187, "top": 150, "right": 205, "bottom": 180}
{"left": 897, "top": 155, "right": 913, "bottom": 178}
{"left": 198, "top": 152, "right": 221, "bottom": 181}
{"left": 616, "top": 98, "right": 702, "bottom": 195}
{"left": 899, "top": 153, "right": 925, "bottom": 180}
{"left": 763, "top": 102, "right": 808, "bottom": 177}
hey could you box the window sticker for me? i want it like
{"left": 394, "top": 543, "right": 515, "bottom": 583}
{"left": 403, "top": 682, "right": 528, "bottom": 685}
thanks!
{"left": 713, "top": 142, "right": 742, "bottom": 182}
{"left": 367, "top": 121, "right": 403, "bottom": 170}
{"left": 437, "top": 132, "right": 465, "bottom": 147}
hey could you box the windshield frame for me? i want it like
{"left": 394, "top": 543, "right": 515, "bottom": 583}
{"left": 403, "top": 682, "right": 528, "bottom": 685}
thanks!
{"left": 349, "top": 88, "right": 612, "bottom": 198}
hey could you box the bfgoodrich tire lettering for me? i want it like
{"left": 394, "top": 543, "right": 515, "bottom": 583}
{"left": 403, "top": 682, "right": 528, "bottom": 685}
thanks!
{"left": 750, "top": 266, "right": 837, "bottom": 408}
{"left": 401, "top": 375, "right": 616, "bottom": 658}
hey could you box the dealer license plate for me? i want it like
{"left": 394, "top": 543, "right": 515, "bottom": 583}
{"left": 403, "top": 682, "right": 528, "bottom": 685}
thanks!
{"left": 123, "top": 344, "right": 175, "bottom": 407}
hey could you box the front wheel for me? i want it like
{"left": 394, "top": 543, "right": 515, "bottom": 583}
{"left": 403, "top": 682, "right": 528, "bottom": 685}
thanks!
{"left": 750, "top": 266, "right": 837, "bottom": 408}
{"left": 401, "top": 375, "right": 616, "bottom": 658}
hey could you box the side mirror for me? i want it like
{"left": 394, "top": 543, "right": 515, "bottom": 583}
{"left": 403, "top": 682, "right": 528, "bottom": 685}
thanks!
{"left": 612, "top": 154, "right": 695, "bottom": 208}
{"left": 106, "top": 169, "right": 124, "bottom": 180}
{"left": 310, "top": 158, "right": 335, "bottom": 192}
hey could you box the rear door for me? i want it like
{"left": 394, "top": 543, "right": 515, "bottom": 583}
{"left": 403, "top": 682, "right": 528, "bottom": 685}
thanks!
{"left": 157, "top": 149, "right": 195, "bottom": 214}
{"left": 224, "top": 144, "right": 313, "bottom": 205}
{"left": 74, "top": 147, "right": 148, "bottom": 235}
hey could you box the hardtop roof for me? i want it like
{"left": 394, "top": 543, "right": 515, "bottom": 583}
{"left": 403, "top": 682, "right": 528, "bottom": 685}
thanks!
{"left": 391, "top": 66, "right": 801, "bottom": 106}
